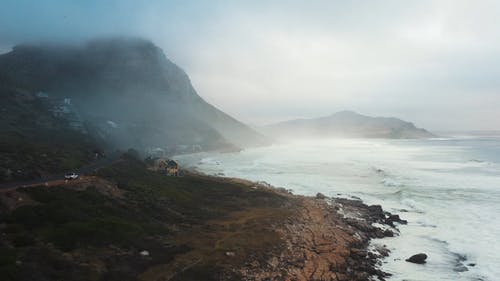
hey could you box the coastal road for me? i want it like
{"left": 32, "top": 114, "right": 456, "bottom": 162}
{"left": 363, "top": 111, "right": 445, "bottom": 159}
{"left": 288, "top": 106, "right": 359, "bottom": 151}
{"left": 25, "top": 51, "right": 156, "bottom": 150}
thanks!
{"left": 0, "top": 152, "right": 121, "bottom": 190}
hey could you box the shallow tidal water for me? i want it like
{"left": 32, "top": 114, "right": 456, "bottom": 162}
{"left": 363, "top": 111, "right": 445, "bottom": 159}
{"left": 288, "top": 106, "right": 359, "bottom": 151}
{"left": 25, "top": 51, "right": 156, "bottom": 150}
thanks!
{"left": 175, "top": 137, "right": 500, "bottom": 281}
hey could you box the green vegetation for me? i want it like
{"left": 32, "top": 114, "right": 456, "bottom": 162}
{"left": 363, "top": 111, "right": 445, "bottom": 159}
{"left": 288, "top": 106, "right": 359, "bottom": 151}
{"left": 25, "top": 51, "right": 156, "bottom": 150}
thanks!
{"left": 0, "top": 157, "right": 293, "bottom": 281}
{"left": 0, "top": 88, "right": 98, "bottom": 182}
{"left": 0, "top": 134, "right": 96, "bottom": 181}
{"left": 6, "top": 186, "right": 158, "bottom": 251}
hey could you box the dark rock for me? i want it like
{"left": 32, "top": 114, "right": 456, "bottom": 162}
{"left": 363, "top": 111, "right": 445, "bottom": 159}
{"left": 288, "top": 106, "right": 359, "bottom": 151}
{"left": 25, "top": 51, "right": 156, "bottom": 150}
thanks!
{"left": 382, "top": 229, "right": 395, "bottom": 237}
{"left": 367, "top": 205, "right": 385, "bottom": 221}
{"left": 467, "top": 263, "right": 476, "bottom": 267}
{"left": 385, "top": 214, "right": 408, "bottom": 226}
{"left": 315, "top": 192, "right": 327, "bottom": 199}
{"left": 368, "top": 205, "right": 384, "bottom": 215}
{"left": 405, "top": 253, "right": 427, "bottom": 264}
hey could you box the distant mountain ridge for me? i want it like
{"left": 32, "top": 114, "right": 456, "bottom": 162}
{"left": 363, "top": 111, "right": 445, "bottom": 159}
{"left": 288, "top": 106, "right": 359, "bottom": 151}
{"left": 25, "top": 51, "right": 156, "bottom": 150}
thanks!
{"left": 261, "top": 111, "right": 434, "bottom": 139}
{"left": 0, "top": 38, "right": 268, "bottom": 153}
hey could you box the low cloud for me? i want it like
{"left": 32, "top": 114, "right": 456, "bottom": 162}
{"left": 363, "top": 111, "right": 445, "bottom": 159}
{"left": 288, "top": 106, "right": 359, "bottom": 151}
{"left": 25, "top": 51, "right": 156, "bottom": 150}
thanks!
{"left": 1, "top": 0, "right": 499, "bottom": 130}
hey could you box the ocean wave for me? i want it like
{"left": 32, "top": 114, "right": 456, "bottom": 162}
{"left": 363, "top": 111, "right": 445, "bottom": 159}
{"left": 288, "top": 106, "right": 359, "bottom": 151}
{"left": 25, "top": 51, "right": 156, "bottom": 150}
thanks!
{"left": 381, "top": 178, "right": 405, "bottom": 187}
{"left": 400, "top": 198, "right": 425, "bottom": 213}
{"left": 178, "top": 138, "right": 500, "bottom": 281}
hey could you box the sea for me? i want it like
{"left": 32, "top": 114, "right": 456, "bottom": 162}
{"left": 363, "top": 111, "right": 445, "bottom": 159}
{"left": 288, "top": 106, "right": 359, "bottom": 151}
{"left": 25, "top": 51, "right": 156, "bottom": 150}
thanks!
{"left": 175, "top": 136, "right": 500, "bottom": 281}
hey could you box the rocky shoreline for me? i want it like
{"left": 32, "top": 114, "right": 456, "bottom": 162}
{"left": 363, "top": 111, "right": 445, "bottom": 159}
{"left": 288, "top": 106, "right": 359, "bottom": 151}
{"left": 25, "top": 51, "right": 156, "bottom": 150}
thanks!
{"left": 241, "top": 197, "right": 397, "bottom": 280}
{"left": 0, "top": 159, "right": 406, "bottom": 281}
{"left": 208, "top": 176, "right": 406, "bottom": 281}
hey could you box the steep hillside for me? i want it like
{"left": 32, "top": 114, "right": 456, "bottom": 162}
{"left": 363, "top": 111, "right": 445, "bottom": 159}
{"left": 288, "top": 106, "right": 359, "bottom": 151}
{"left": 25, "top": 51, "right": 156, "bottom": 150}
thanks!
{"left": 0, "top": 87, "right": 99, "bottom": 182}
{"left": 261, "top": 111, "right": 434, "bottom": 139}
{"left": 0, "top": 38, "right": 267, "bottom": 153}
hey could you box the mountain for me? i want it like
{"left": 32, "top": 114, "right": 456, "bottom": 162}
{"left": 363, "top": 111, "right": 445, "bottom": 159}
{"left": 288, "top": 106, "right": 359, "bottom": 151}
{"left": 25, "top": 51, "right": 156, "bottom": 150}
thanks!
{"left": 0, "top": 38, "right": 267, "bottom": 154}
{"left": 261, "top": 111, "right": 434, "bottom": 139}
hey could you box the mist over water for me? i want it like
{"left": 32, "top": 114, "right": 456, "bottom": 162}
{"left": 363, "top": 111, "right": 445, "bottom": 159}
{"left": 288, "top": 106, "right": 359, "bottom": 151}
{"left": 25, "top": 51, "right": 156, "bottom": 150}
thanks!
{"left": 176, "top": 137, "right": 500, "bottom": 281}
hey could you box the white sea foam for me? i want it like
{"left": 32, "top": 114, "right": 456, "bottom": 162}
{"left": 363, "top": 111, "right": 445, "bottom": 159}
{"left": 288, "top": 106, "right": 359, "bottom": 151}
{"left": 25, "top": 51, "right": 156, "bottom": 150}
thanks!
{"left": 176, "top": 137, "right": 500, "bottom": 281}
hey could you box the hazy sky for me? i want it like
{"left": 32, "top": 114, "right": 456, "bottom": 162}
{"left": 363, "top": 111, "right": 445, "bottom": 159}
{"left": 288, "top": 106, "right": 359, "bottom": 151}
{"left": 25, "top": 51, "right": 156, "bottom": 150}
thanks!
{"left": 1, "top": 0, "right": 499, "bottom": 130}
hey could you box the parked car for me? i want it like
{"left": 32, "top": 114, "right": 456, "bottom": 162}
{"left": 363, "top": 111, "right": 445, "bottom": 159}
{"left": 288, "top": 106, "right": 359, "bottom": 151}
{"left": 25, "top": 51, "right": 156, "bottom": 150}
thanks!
{"left": 64, "top": 172, "right": 79, "bottom": 180}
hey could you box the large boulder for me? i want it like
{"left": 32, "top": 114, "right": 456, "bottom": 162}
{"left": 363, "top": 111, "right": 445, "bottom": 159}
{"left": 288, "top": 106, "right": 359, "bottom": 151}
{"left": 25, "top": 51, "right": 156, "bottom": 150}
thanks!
{"left": 406, "top": 253, "right": 428, "bottom": 264}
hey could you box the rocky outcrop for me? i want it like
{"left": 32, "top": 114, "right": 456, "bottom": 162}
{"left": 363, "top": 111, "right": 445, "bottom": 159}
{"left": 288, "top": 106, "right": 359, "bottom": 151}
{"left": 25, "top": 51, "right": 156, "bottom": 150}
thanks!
{"left": 237, "top": 195, "right": 402, "bottom": 281}
{"left": 316, "top": 192, "right": 327, "bottom": 199}
{"left": 385, "top": 214, "right": 408, "bottom": 227}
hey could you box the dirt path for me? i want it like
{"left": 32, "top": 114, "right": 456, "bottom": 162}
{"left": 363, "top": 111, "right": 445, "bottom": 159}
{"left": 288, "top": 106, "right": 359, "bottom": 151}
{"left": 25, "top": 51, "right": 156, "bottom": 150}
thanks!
{"left": 0, "top": 153, "right": 121, "bottom": 190}
{"left": 0, "top": 176, "right": 124, "bottom": 210}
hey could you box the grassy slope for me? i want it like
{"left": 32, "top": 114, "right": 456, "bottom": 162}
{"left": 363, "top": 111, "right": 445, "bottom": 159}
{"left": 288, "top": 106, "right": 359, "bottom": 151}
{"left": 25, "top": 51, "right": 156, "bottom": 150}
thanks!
{"left": 0, "top": 87, "right": 98, "bottom": 182}
{"left": 0, "top": 155, "right": 293, "bottom": 281}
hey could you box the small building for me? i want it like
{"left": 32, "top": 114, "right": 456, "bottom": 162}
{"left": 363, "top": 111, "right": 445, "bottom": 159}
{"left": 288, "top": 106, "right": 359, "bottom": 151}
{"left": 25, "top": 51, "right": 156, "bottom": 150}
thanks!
{"left": 36, "top": 91, "right": 49, "bottom": 98}
{"left": 92, "top": 148, "right": 105, "bottom": 159}
{"left": 151, "top": 158, "right": 180, "bottom": 176}
{"left": 166, "top": 160, "right": 179, "bottom": 176}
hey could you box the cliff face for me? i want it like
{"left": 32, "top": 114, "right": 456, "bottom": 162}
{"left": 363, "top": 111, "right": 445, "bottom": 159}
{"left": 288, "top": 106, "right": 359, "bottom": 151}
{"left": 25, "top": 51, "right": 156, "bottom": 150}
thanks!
{"left": 0, "top": 38, "right": 267, "bottom": 152}
{"left": 261, "top": 111, "right": 434, "bottom": 139}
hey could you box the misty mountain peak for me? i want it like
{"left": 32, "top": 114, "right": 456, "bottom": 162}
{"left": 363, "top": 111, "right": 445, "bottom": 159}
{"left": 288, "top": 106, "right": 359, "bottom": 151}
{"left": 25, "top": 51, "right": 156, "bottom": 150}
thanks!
{"left": 83, "top": 37, "right": 168, "bottom": 68}
{"left": 331, "top": 110, "right": 359, "bottom": 116}
{"left": 2, "top": 37, "right": 195, "bottom": 99}
{"left": 263, "top": 111, "right": 434, "bottom": 139}
{"left": 328, "top": 110, "right": 366, "bottom": 119}
{"left": 0, "top": 38, "right": 267, "bottom": 150}
{"left": 86, "top": 37, "right": 157, "bottom": 50}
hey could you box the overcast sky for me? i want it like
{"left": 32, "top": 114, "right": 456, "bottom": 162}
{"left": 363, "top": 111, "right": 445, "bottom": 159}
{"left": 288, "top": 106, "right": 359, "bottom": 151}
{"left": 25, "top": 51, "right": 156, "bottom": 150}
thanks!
{"left": 1, "top": 0, "right": 499, "bottom": 130}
